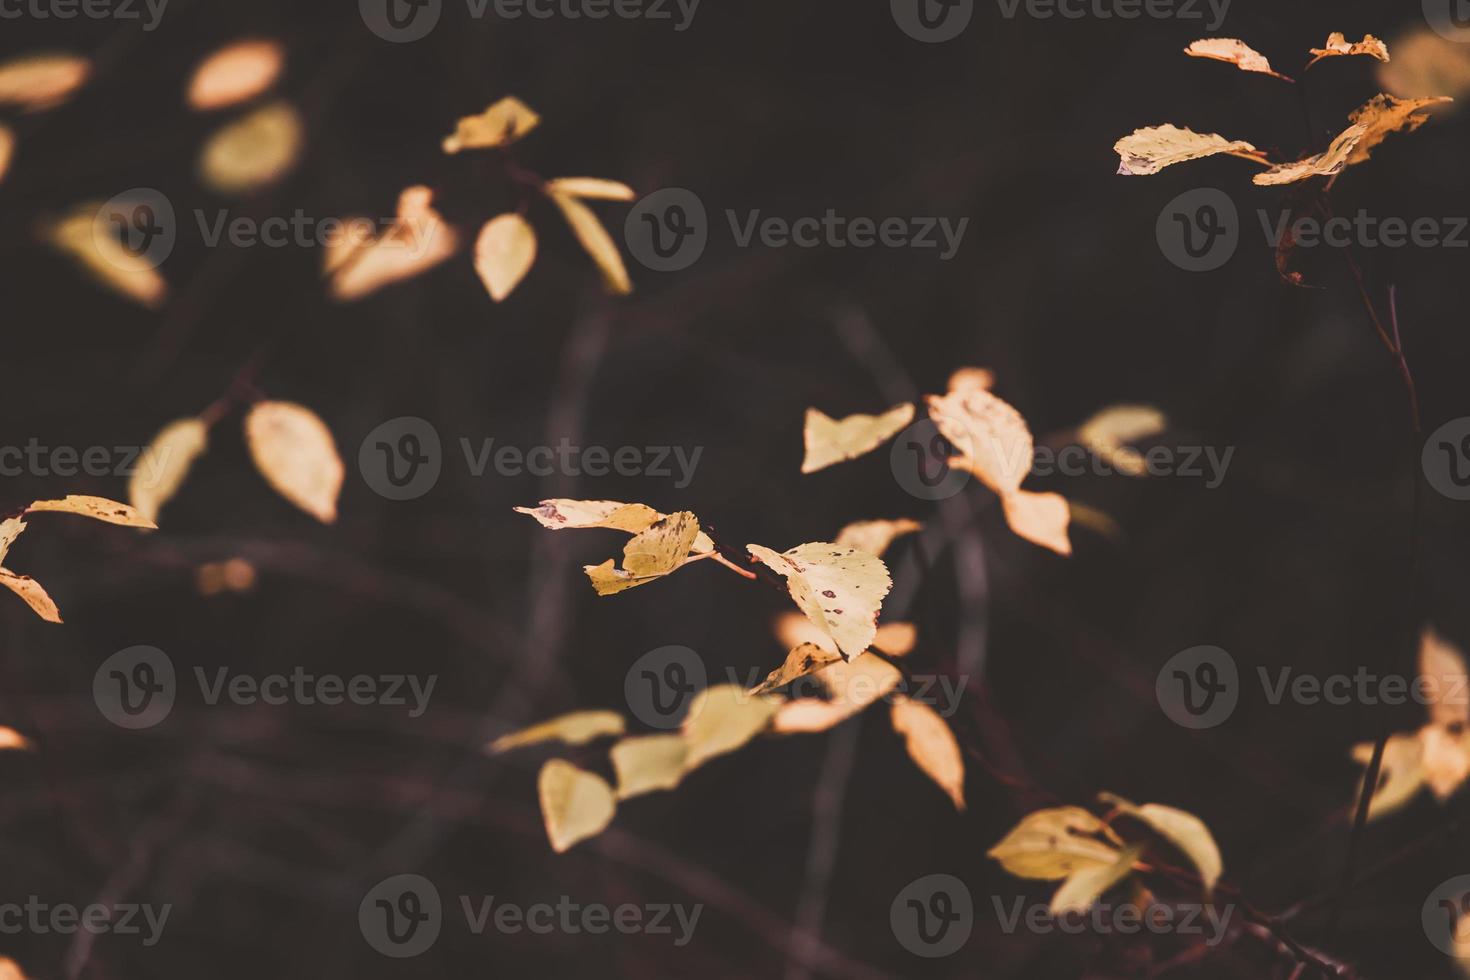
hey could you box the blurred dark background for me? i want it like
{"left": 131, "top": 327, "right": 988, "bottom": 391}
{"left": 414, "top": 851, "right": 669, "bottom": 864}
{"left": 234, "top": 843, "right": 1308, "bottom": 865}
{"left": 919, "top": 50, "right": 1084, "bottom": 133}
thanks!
{"left": 2, "top": 0, "right": 1470, "bottom": 977}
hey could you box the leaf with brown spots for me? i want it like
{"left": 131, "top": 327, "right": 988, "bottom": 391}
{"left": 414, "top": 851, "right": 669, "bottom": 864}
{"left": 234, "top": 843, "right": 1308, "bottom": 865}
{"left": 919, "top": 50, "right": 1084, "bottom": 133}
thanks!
{"left": 25, "top": 495, "right": 156, "bottom": 529}
{"left": 1184, "top": 38, "right": 1292, "bottom": 81}
{"left": 584, "top": 512, "right": 701, "bottom": 595}
{"left": 747, "top": 543, "right": 893, "bottom": 660}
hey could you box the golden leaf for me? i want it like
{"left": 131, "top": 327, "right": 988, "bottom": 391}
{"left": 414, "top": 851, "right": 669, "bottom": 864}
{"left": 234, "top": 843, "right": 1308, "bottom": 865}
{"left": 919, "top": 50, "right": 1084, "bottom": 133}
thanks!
{"left": 544, "top": 177, "right": 636, "bottom": 201}
{"left": 748, "top": 643, "right": 843, "bottom": 695}
{"left": 947, "top": 366, "right": 995, "bottom": 393}
{"left": 926, "top": 387, "right": 1034, "bottom": 494}
{"left": 326, "top": 186, "right": 459, "bottom": 302}
{"left": 0, "top": 518, "right": 26, "bottom": 566}
{"left": 681, "top": 684, "right": 779, "bottom": 771}
{"left": 872, "top": 622, "right": 918, "bottom": 657}
{"left": 1345, "top": 93, "right": 1453, "bottom": 165}
{"left": 488, "top": 710, "right": 625, "bottom": 754}
{"left": 1100, "top": 793, "right": 1222, "bottom": 893}
{"left": 1353, "top": 732, "right": 1427, "bottom": 819}
{"left": 25, "top": 495, "right": 156, "bottom": 529}
{"left": 890, "top": 695, "right": 965, "bottom": 809}
{"left": 1422, "top": 725, "right": 1470, "bottom": 800}
{"left": 187, "top": 38, "right": 284, "bottom": 111}
{"left": 548, "top": 190, "right": 632, "bottom": 295}
{"left": 1050, "top": 844, "right": 1143, "bottom": 915}
{"left": 0, "top": 124, "right": 13, "bottom": 184}
{"left": 999, "top": 490, "right": 1073, "bottom": 556}
{"left": 474, "top": 213, "right": 537, "bottom": 302}
{"left": 0, "top": 569, "right": 61, "bottom": 623}
{"left": 198, "top": 101, "right": 303, "bottom": 193}
{"left": 1114, "top": 124, "right": 1259, "bottom": 175}
{"left": 988, "top": 807, "right": 1121, "bottom": 879}
{"left": 0, "top": 957, "right": 32, "bottom": 980}
{"left": 0, "top": 53, "right": 89, "bottom": 112}
{"left": 584, "top": 511, "right": 701, "bottom": 595}
{"left": 515, "top": 499, "right": 713, "bottom": 552}
{"left": 1078, "top": 404, "right": 1166, "bottom": 477}
{"left": 46, "top": 203, "right": 167, "bottom": 309}
{"left": 129, "top": 418, "right": 209, "bottom": 524}
{"left": 747, "top": 543, "right": 893, "bottom": 660}
{"left": 771, "top": 653, "right": 902, "bottom": 733}
{"left": 610, "top": 734, "right": 688, "bottom": 799}
{"left": 244, "top": 401, "right": 344, "bottom": 524}
{"left": 801, "top": 404, "right": 915, "bottom": 474}
{"left": 538, "top": 759, "right": 616, "bottom": 853}
{"left": 0, "top": 727, "right": 32, "bottom": 751}
{"left": 1252, "top": 122, "right": 1368, "bottom": 186}
{"left": 1184, "top": 38, "right": 1291, "bottom": 81}
{"left": 1421, "top": 628, "right": 1469, "bottom": 729}
{"left": 1379, "top": 28, "right": 1470, "bottom": 102}
{"left": 834, "top": 518, "right": 922, "bottom": 556}
{"left": 1308, "top": 32, "right": 1390, "bottom": 68}
{"left": 442, "top": 97, "right": 540, "bottom": 153}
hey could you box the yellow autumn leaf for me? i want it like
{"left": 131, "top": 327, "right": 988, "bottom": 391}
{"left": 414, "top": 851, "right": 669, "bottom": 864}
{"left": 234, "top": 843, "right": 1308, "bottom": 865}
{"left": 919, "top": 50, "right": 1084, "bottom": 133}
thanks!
{"left": 1113, "top": 124, "right": 1260, "bottom": 175}
{"left": 926, "top": 387, "right": 1034, "bottom": 494}
{"left": 1050, "top": 844, "right": 1143, "bottom": 916}
{"left": 801, "top": 404, "right": 915, "bottom": 474}
{"left": 747, "top": 542, "right": 893, "bottom": 660}
{"left": 1184, "top": 38, "right": 1291, "bottom": 81}
{"left": 198, "top": 101, "right": 303, "bottom": 193}
{"left": 1308, "top": 32, "right": 1390, "bottom": 68}
{"left": 1422, "top": 724, "right": 1470, "bottom": 800}
{"left": 187, "top": 38, "right": 284, "bottom": 111}
{"left": 46, "top": 203, "right": 168, "bottom": 309}
{"left": 1422, "top": 628, "right": 1469, "bottom": 729}
{"left": 834, "top": 518, "right": 922, "bottom": 557}
{"left": 681, "top": 684, "right": 779, "bottom": 771}
{"left": 244, "top": 401, "right": 344, "bottom": 524}
{"left": 474, "top": 213, "right": 537, "bottom": 302}
{"left": 999, "top": 490, "right": 1073, "bottom": 556}
{"left": 1078, "top": 404, "right": 1166, "bottom": 477}
{"left": 947, "top": 366, "right": 995, "bottom": 393}
{"left": 544, "top": 177, "right": 636, "bottom": 201}
{"left": 0, "top": 957, "right": 31, "bottom": 980}
{"left": 488, "top": 710, "right": 625, "bottom": 754}
{"left": 538, "top": 759, "right": 616, "bottom": 853}
{"left": 771, "top": 652, "right": 903, "bottom": 733}
{"left": 325, "top": 186, "right": 459, "bottom": 301}
{"left": 548, "top": 190, "right": 632, "bottom": 295}
{"left": 1379, "top": 28, "right": 1470, "bottom": 103}
{"left": 0, "top": 569, "right": 61, "bottom": 623}
{"left": 1253, "top": 122, "right": 1368, "bottom": 185}
{"left": 0, "top": 124, "right": 13, "bottom": 184}
{"left": 872, "top": 622, "right": 918, "bottom": 657}
{"left": 748, "top": 643, "right": 843, "bottom": 695}
{"left": 610, "top": 734, "right": 688, "bottom": 799}
{"left": 0, "top": 727, "right": 32, "bottom": 750}
{"left": 442, "top": 96, "right": 540, "bottom": 153}
{"left": 0, "top": 518, "right": 26, "bottom": 566}
{"left": 585, "top": 511, "right": 702, "bottom": 595}
{"left": 25, "top": 495, "right": 156, "bottom": 529}
{"left": 1345, "top": 93, "right": 1453, "bottom": 166}
{"left": 1100, "top": 793, "right": 1222, "bottom": 894}
{"left": 129, "top": 418, "right": 209, "bottom": 524}
{"left": 515, "top": 499, "right": 713, "bottom": 552}
{"left": 989, "top": 807, "right": 1122, "bottom": 879}
{"left": 0, "top": 53, "right": 89, "bottom": 111}
{"left": 890, "top": 695, "right": 965, "bottom": 810}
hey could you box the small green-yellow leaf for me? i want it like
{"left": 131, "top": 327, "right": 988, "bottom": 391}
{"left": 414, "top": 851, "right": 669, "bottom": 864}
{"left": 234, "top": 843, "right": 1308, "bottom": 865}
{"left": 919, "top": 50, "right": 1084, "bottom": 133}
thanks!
{"left": 244, "top": 401, "right": 344, "bottom": 524}
{"left": 129, "top": 418, "right": 209, "bottom": 524}
{"left": 611, "top": 734, "right": 688, "bottom": 799}
{"left": 681, "top": 685, "right": 779, "bottom": 772}
{"left": 198, "top": 101, "right": 303, "bottom": 193}
{"left": 548, "top": 190, "right": 632, "bottom": 295}
{"left": 488, "top": 710, "right": 625, "bottom": 754}
{"left": 988, "top": 807, "right": 1121, "bottom": 880}
{"left": 442, "top": 97, "right": 540, "bottom": 153}
{"left": 475, "top": 213, "right": 537, "bottom": 302}
{"left": 1050, "top": 843, "right": 1143, "bottom": 915}
{"left": 801, "top": 404, "right": 914, "bottom": 474}
{"left": 538, "top": 759, "right": 617, "bottom": 853}
{"left": 1100, "top": 793, "right": 1222, "bottom": 894}
{"left": 890, "top": 695, "right": 965, "bottom": 810}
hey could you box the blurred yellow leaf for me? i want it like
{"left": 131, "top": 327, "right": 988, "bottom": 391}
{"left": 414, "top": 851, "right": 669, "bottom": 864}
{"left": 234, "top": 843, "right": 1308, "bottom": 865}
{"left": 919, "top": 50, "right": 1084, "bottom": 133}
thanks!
{"left": 199, "top": 101, "right": 303, "bottom": 193}
{"left": 0, "top": 727, "right": 31, "bottom": 750}
{"left": 890, "top": 695, "right": 965, "bottom": 809}
{"left": 442, "top": 97, "right": 540, "bottom": 153}
{"left": 548, "top": 189, "right": 632, "bottom": 295}
{"left": 25, "top": 495, "right": 156, "bottom": 528}
{"left": 0, "top": 518, "right": 25, "bottom": 566}
{"left": 538, "top": 759, "right": 616, "bottom": 853}
{"left": 1114, "top": 124, "right": 1259, "bottom": 175}
{"left": 988, "top": 807, "right": 1121, "bottom": 879}
{"left": 0, "top": 53, "right": 89, "bottom": 111}
{"left": 1078, "top": 404, "right": 1166, "bottom": 477}
{"left": 747, "top": 542, "right": 893, "bottom": 660}
{"left": 544, "top": 177, "right": 635, "bottom": 201}
{"left": 1308, "top": 32, "right": 1390, "bottom": 68}
{"left": 1050, "top": 844, "right": 1142, "bottom": 915}
{"left": 0, "top": 124, "right": 13, "bottom": 184}
{"left": 129, "top": 418, "right": 209, "bottom": 524}
{"left": 927, "top": 387, "right": 1034, "bottom": 494}
{"left": 46, "top": 203, "right": 168, "bottom": 309}
{"left": 1353, "top": 732, "right": 1428, "bottom": 819}
{"left": 999, "top": 490, "right": 1073, "bottom": 556}
{"left": 947, "top": 366, "right": 995, "bottom": 393}
{"left": 681, "top": 684, "right": 779, "bottom": 771}
{"left": 326, "top": 186, "right": 459, "bottom": 301}
{"left": 1184, "top": 38, "right": 1291, "bottom": 80}
{"left": 835, "top": 518, "right": 922, "bottom": 557}
{"left": 1379, "top": 28, "right": 1470, "bottom": 102}
{"left": 610, "top": 734, "right": 688, "bottom": 799}
{"left": 0, "top": 956, "right": 32, "bottom": 980}
{"left": 872, "top": 622, "right": 918, "bottom": 657}
{"left": 474, "top": 213, "right": 537, "bottom": 302}
{"left": 801, "top": 404, "right": 914, "bottom": 474}
{"left": 1100, "top": 793, "right": 1222, "bottom": 893}
{"left": 1422, "top": 628, "right": 1469, "bottom": 729}
{"left": 488, "top": 710, "right": 625, "bottom": 754}
{"left": 771, "top": 652, "right": 902, "bottom": 733}
{"left": 244, "top": 401, "right": 344, "bottom": 524}
{"left": 187, "top": 38, "right": 284, "bottom": 111}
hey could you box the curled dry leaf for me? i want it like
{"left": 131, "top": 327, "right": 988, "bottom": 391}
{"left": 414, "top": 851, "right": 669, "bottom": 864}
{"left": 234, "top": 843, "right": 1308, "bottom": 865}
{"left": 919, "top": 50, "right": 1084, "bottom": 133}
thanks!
{"left": 0, "top": 569, "right": 61, "bottom": 623}
{"left": 544, "top": 177, "right": 636, "bottom": 201}
{"left": 0, "top": 53, "right": 89, "bottom": 111}
{"left": 610, "top": 734, "right": 688, "bottom": 799}
{"left": 488, "top": 710, "right": 625, "bottom": 754}
{"left": 771, "top": 652, "right": 903, "bottom": 733}
{"left": 326, "top": 186, "right": 459, "bottom": 302}
{"left": 890, "top": 695, "right": 965, "bottom": 810}
{"left": 835, "top": 518, "right": 922, "bottom": 557}
{"left": 1308, "top": 32, "right": 1390, "bottom": 68}
{"left": 129, "top": 418, "right": 209, "bottom": 524}
{"left": 747, "top": 543, "right": 893, "bottom": 660}
{"left": 244, "top": 401, "right": 344, "bottom": 524}
{"left": 538, "top": 759, "right": 616, "bottom": 853}
{"left": 1346, "top": 93, "right": 1453, "bottom": 165}
{"left": 46, "top": 203, "right": 168, "bottom": 309}
{"left": 748, "top": 643, "right": 843, "bottom": 695}
{"left": 1099, "top": 794, "right": 1222, "bottom": 893}
{"left": 187, "top": 38, "right": 284, "bottom": 111}
{"left": 0, "top": 727, "right": 32, "bottom": 750}
{"left": 1252, "top": 122, "right": 1367, "bottom": 186}
{"left": 25, "top": 495, "right": 156, "bottom": 528}
{"left": 1050, "top": 844, "right": 1143, "bottom": 916}
{"left": 1078, "top": 405, "right": 1166, "bottom": 477}
{"left": 548, "top": 190, "right": 632, "bottom": 295}
{"left": 475, "top": 213, "right": 537, "bottom": 302}
{"left": 515, "top": 499, "right": 713, "bottom": 552}
{"left": 801, "top": 404, "right": 915, "bottom": 474}
{"left": 584, "top": 511, "right": 701, "bottom": 595}
{"left": 442, "top": 96, "right": 540, "bottom": 153}
{"left": 681, "top": 685, "right": 780, "bottom": 771}
{"left": 1184, "top": 38, "right": 1292, "bottom": 81}
{"left": 1114, "top": 124, "right": 1259, "bottom": 175}
{"left": 198, "top": 101, "right": 303, "bottom": 193}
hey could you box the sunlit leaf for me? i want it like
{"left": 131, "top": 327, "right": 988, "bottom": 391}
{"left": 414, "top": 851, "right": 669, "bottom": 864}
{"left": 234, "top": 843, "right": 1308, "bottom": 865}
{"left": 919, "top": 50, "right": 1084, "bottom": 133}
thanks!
{"left": 1050, "top": 844, "right": 1143, "bottom": 915}
{"left": 947, "top": 366, "right": 995, "bottom": 393}
{"left": 1000, "top": 490, "right": 1073, "bottom": 556}
{"left": 538, "top": 759, "right": 616, "bottom": 853}
{"left": 0, "top": 518, "right": 26, "bottom": 566}
{"left": 1100, "top": 793, "right": 1222, "bottom": 893}
{"left": 515, "top": 499, "right": 713, "bottom": 552}
{"left": 1078, "top": 404, "right": 1166, "bottom": 477}
{"left": 442, "top": 97, "right": 540, "bottom": 153}
{"left": 488, "top": 710, "right": 625, "bottom": 754}
{"left": 46, "top": 203, "right": 168, "bottom": 309}
{"left": 988, "top": 807, "right": 1121, "bottom": 879}
{"left": 926, "top": 387, "right": 1034, "bottom": 494}
{"left": 474, "top": 213, "right": 537, "bottom": 302}
{"left": 835, "top": 518, "right": 922, "bottom": 557}
{"left": 771, "top": 653, "right": 903, "bottom": 733}
{"left": 0, "top": 124, "right": 13, "bottom": 185}
{"left": 1184, "top": 38, "right": 1291, "bottom": 81}
{"left": 0, "top": 53, "right": 89, "bottom": 112}
{"left": 681, "top": 684, "right": 779, "bottom": 771}
{"left": 748, "top": 643, "right": 842, "bottom": 695}
{"left": 801, "top": 404, "right": 915, "bottom": 474}
{"left": 872, "top": 622, "right": 918, "bottom": 657}
{"left": 325, "top": 185, "right": 459, "bottom": 301}
{"left": 0, "top": 727, "right": 32, "bottom": 750}
{"left": 1353, "top": 732, "right": 1427, "bottom": 819}
{"left": 198, "top": 100, "right": 303, "bottom": 193}
{"left": 187, "top": 38, "right": 284, "bottom": 111}
{"left": 1379, "top": 28, "right": 1470, "bottom": 102}
{"left": 1114, "top": 124, "right": 1259, "bottom": 175}
{"left": 610, "top": 734, "right": 688, "bottom": 799}
{"left": 1307, "top": 32, "right": 1390, "bottom": 68}
{"left": 25, "top": 495, "right": 156, "bottom": 529}
{"left": 747, "top": 543, "right": 892, "bottom": 660}
{"left": 0, "top": 569, "right": 60, "bottom": 623}
{"left": 129, "top": 418, "right": 209, "bottom": 524}
{"left": 1422, "top": 628, "right": 1469, "bottom": 729}
{"left": 544, "top": 177, "right": 636, "bottom": 201}
{"left": 244, "top": 401, "right": 344, "bottom": 524}
{"left": 548, "top": 190, "right": 632, "bottom": 295}
{"left": 890, "top": 695, "right": 965, "bottom": 810}
{"left": 585, "top": 511, "right": 702, "bottom": 596}
{"left": 1345, "top": 93, "right": 1453, "bottom": 166}
{"left": 1252, "top": 122, "right": 1367, "bottom": 185}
